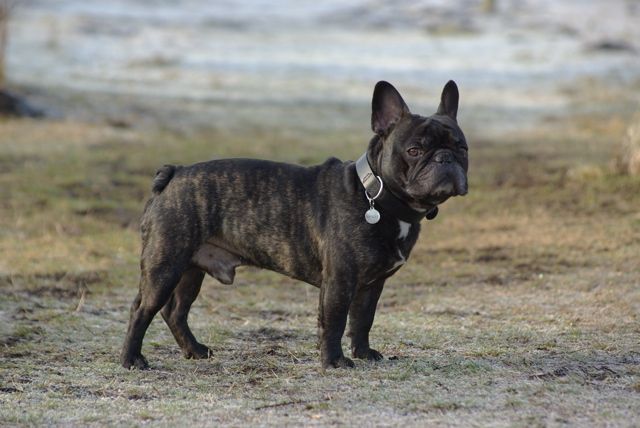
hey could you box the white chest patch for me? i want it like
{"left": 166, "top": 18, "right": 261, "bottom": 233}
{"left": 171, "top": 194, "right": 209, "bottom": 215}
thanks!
{"left": 387, "top": 248, "right": 406, "bottom": 273}
{"left": 398, "top": 220, "right": 411, "bottom": 240}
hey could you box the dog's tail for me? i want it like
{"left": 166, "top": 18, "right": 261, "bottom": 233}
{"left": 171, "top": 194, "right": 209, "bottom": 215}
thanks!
{"left": 151, "top": 164, "right": 177, "bottom": 194}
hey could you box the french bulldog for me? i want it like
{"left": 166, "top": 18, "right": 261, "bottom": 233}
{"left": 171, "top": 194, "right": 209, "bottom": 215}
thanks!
{"left": 121, "top": 81, "right": 468, "bottom": 370}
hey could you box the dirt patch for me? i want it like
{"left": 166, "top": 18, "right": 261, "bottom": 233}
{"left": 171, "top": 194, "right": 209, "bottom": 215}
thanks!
{"left": 529, "top": 363, "right": 626, "bottom": 382}
{"left": 0, "top": 324, "right": 45, "bottom": 347}
{"left": 0, "top": 154, "right": 43, "bottom": 175}
{"left": 2, "top": 270, "right": 108, "bottom": 296}
{"left": 473, "top": 246, "right": 511, "bottom": 263}
{"left": 73, "top": 204, "right": 140, "bottom": 229}
{"left": 237, "top": 327, "right": 309, "bottom": 344}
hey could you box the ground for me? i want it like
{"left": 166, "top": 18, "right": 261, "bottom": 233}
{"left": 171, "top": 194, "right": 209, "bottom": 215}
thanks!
{"left": 1, "top": 109, "right": 639, "bottom": 426}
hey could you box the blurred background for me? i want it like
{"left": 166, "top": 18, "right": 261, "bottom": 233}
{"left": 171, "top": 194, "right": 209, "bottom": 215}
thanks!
{"left": 2, "top": 0, "right": 639, "bottom": 139}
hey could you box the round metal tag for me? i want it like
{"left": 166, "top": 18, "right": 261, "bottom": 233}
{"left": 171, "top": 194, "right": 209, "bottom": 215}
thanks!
{"left": 365, "top": 208, "right": 381, "bottom": 224}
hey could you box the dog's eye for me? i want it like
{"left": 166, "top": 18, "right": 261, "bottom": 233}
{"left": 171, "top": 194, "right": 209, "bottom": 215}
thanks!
{"left": 407, "top": 147, "right": 424, "bottom": 157}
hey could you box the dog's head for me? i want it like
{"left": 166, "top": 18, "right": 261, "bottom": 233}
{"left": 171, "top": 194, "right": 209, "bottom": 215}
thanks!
{"left": 368, "top": 81, "right": 468, "bottom": 211}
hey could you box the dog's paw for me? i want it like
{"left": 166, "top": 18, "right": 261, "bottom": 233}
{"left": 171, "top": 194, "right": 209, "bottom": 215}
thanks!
{"left": 122, "top": 353, "right": 149, "bottom": 370}
{"left": 323, "top": 355, "right": 355, "bottom": 369}
{"left": 353, "top": 347, "right": 384, "bottom": 361}
{"left": 184, "top": 343, "right": 213, "bottom": 360}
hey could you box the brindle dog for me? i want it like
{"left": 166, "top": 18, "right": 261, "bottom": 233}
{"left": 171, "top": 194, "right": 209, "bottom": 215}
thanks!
{"left": 121, "top": 81, "right": 468, "bottom": 370}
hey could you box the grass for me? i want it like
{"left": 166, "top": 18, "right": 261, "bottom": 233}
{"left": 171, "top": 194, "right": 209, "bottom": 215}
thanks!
{"left": 1, "top": 110, "right": 639, "bottom": 426}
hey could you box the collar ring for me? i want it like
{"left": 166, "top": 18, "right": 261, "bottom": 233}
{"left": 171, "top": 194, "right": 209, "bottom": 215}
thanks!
{"left": 364, "top": 175, "right": 383, "bottom": 202}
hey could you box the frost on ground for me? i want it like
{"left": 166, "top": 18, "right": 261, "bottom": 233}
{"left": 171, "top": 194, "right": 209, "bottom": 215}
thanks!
{"left": 1, "top": 111, "right": 639, "bottom": 426}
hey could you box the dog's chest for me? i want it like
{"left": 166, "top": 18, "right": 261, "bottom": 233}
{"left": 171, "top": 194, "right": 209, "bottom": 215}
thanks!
{"left": 386, "top": 220, "right": 412, "bottom": 271}
{"left": 368, "top": 220, "right": 417, "bottom": 282}
{"left": 386, "top": 247, "right": 407, "bottom": 273}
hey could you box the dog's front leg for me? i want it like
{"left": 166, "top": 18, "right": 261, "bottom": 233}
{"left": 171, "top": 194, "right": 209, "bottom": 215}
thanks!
{"left": 348, "top": 279, "right": 385, "bottom": 361}
{"left": 318, "top": 269, "right": 357, "bottom": 369}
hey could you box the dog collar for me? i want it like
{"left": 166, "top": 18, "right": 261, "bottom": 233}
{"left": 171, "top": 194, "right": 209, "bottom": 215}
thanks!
{"left": 355, "top": 153, "right": 438, "bottom": 224}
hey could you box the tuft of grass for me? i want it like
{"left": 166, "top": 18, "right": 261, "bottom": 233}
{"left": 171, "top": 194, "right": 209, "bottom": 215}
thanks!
{"left": 613, "top": 113, "right": 640, "bottom": 176}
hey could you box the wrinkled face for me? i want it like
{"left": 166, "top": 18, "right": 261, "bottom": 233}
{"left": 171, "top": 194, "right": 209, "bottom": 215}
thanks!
{"left": 370, "top": 80, "right": 469, "bottom": 211}
{"left": 384, "top": 115, "right": 468, "bottom": 207}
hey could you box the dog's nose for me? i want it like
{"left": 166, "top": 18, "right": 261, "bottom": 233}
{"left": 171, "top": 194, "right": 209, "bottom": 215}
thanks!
{"left": 434, "top": 151, "right": 453, "bottom": 164}
{"left": 455, "top": 174, "right": 468, "bottom": 196}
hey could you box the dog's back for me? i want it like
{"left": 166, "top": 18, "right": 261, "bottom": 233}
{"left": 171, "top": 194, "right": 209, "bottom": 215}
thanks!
{"left": 141, "top": 157, "right": 347, "bottom": 284}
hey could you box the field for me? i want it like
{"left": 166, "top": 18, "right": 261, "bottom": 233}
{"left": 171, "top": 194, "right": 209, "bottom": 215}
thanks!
{"left": 1, "top": 105, "right": 639, "bottom": 426}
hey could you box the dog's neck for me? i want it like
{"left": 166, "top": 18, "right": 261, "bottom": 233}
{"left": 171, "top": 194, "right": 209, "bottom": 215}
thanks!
{"left": 355, "top": 152, "right": 438, "bottom": 224}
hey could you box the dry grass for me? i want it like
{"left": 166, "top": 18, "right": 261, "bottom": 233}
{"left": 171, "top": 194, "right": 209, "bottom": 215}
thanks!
{"left": 614, "top": 114, "right": 640, "bottom": 176}
{"left": 1, "top": 115, "right": 639, "bottom": 426}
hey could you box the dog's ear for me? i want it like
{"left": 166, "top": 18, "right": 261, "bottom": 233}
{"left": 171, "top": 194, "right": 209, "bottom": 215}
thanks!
{"left": 436, "top": 80, "right": 459, "bottom": 121}
{"left": 371, "top": 81, "right": 411, "bottom": 136}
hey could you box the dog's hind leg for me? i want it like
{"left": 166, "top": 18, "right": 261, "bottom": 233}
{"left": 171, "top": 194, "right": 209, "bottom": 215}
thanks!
{"left": 121, "top": 290, "right": 145, "bottom": 369}
{"left": 160, "top": 268, "right": 211, "bottom": 359}
{"left": 121, "top": 262, "right": 185, "bottom": 370}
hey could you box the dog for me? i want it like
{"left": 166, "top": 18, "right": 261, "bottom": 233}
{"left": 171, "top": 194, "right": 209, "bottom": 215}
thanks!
{"left": 121, "top": 81, "right": 468, "bottom": 370}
